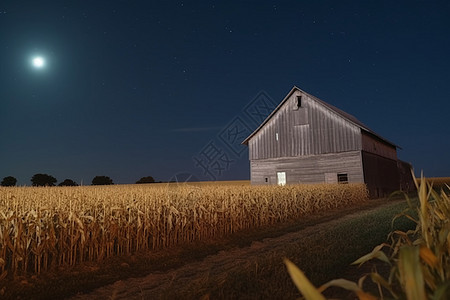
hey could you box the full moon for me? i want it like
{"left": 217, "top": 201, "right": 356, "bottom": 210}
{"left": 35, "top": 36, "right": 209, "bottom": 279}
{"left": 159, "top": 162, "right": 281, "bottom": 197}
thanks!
{"left": 32, "top": 56, "right": 45, "bottom": 68}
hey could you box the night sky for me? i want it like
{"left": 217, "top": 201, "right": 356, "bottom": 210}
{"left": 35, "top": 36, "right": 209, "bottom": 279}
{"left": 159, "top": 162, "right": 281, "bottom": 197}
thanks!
{"left": 1, "top": 1, "right": 449, "bottom": 185}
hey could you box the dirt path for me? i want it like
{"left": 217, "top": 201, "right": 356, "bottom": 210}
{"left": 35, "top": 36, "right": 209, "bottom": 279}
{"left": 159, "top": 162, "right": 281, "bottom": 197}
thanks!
{"left": 69, "top": 199, "right": 400, "bottom": 300}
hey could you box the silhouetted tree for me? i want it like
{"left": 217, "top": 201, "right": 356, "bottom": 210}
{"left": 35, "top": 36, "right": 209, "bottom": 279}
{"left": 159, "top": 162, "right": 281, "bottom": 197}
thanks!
{"left": 91, "top": 176, "right": 114, "bottom": 185}
{"left": 1, "top": 176, "right": 17, "bottom": 187}
{"left": 31, "top": 173, "right": 57, "bottom": 186}
{"left": 58, "top": 179, "right": 78, "bottom": 186}
{"left": 136, "top": 176, "right": 155, "bottom": 184}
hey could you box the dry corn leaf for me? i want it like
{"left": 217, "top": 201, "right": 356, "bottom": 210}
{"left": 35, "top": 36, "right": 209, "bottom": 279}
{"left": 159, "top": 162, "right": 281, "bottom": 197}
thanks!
{"left": 399, "top": 246, "right": 426, "bottom": 300}
{"left": 355, "top": 291, "right": 378, "bottom": 300}
{"left": 284, "top": 258, "right": 326, "bottom": 300}
{"left": 352, "top": 244, "right": 390, "bottom": 266}
{"left": 419, "top": 246, "right": 438, "bottom": 268}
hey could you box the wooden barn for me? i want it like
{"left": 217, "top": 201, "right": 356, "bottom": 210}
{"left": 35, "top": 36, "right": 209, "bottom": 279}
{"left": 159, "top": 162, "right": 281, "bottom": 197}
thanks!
{"left": 242, "top": 86, "right": 413, "bottom": 198}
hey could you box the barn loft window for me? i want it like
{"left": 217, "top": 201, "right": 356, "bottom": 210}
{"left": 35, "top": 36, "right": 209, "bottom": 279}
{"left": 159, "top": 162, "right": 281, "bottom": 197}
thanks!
{"left": 337, "top": 173, "right": 348, "bottom": 184}
{"left": 293, "top": 95, "right": 302, "bottom": 110}
{"left": 276, "top": 133, "right": 279, "bottom": 141}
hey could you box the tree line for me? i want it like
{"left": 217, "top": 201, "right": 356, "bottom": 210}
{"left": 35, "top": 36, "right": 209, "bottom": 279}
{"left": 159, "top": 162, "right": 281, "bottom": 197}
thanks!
{"left": 0, "top": 174, "right": 157, "bottom": 187}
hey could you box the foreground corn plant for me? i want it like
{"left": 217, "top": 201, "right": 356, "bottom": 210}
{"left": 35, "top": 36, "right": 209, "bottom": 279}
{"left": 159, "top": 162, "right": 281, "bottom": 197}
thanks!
{"left": 0, "top": 183, "right": 367, "bottom": 279}
{"left": 285, "top": 175, "right": 450, "bottom": 299}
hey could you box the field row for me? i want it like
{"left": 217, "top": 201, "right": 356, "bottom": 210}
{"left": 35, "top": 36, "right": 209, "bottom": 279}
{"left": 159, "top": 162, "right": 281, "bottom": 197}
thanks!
{"left": 0, "top": 183, "right": 368, "bottom": 278}
{"left": 416, "top": 177, "right": 450, "bottom": 190}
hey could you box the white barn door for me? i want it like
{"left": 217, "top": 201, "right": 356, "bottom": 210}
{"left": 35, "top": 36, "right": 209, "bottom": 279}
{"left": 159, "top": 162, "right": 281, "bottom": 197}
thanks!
{"left": 277, "top": 172, "right": 286, "bottom": 186}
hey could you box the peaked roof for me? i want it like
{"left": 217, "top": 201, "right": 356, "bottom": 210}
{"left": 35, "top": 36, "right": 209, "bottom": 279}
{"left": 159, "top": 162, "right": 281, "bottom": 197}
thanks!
{"left": 242, "top": 86, "right": 399, "bottom": 148}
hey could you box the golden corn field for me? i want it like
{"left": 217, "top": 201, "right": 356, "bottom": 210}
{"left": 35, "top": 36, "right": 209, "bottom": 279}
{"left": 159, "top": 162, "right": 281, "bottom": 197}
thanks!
{"left": 0, "top": 183, "right": 368, "bottom": 279}
{"left": 417, "top": 177, "right": 450, "bottom": 190}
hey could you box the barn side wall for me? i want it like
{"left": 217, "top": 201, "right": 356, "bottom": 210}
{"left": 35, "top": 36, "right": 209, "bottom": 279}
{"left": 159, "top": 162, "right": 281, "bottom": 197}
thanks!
{"left": 250, "top": 150, "right": 364, "bottom": 185}
{"left": 362, "top": 151, "right": 400, "bottom": 198}
{"left": 361, "top": 131, "right": 397, "bottom": 160}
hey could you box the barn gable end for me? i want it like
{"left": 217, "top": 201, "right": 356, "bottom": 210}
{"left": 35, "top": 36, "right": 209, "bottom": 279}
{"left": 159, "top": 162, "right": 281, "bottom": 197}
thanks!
{"left": 246, "top": 88, "right": 362, "bottom": 160}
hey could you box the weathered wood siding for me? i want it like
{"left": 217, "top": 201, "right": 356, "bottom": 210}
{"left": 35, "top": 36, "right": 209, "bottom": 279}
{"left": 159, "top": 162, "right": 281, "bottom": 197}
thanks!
{"left": 362, "top": 151, "right": 400, "bottom": 197}
{"left": 250, "top": 150, "right": 364, "bottom": 185}
{"left": 361, "top": 132, "right": 397, "bottom": 160}
{"left": 398, "top": 160, "right": 414, "bottom": 192}
{"left": 248, "top": 90, "right": 362, "bottom": 160}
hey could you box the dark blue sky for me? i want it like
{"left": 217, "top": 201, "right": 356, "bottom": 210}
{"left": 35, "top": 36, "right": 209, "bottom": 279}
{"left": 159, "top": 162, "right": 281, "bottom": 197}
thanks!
{"left": 1, "top": 1, "right": 449, "bottom": 185}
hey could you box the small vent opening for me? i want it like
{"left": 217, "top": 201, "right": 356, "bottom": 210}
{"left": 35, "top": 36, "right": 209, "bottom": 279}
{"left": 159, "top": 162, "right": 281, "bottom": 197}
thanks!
{"left": 293, "top": 95, "right": 302, "bottom": 110}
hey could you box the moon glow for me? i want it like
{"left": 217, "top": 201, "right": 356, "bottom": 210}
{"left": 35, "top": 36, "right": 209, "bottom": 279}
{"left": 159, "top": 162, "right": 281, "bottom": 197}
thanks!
{"left": 32, "top": 57, "right": 45, "bottom": 68}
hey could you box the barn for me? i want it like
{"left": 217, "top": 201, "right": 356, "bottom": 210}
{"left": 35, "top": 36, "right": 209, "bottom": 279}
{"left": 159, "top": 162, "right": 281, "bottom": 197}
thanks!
{"left": 242, "top": 86, "right": 413, "bottom": 198}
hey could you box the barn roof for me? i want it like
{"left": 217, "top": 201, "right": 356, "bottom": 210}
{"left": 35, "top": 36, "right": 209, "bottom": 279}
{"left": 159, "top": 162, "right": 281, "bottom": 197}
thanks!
{"left": 242, "top": 86, "right": 399, "bottom": 148}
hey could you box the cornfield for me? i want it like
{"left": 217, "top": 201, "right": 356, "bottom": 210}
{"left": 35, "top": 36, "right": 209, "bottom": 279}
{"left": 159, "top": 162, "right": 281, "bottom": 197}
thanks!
{"left": 417, "top": 177, "right": 450, "bottom": 191}
{"left": 0, "top": 183, "right": 368, "bottom": 279}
